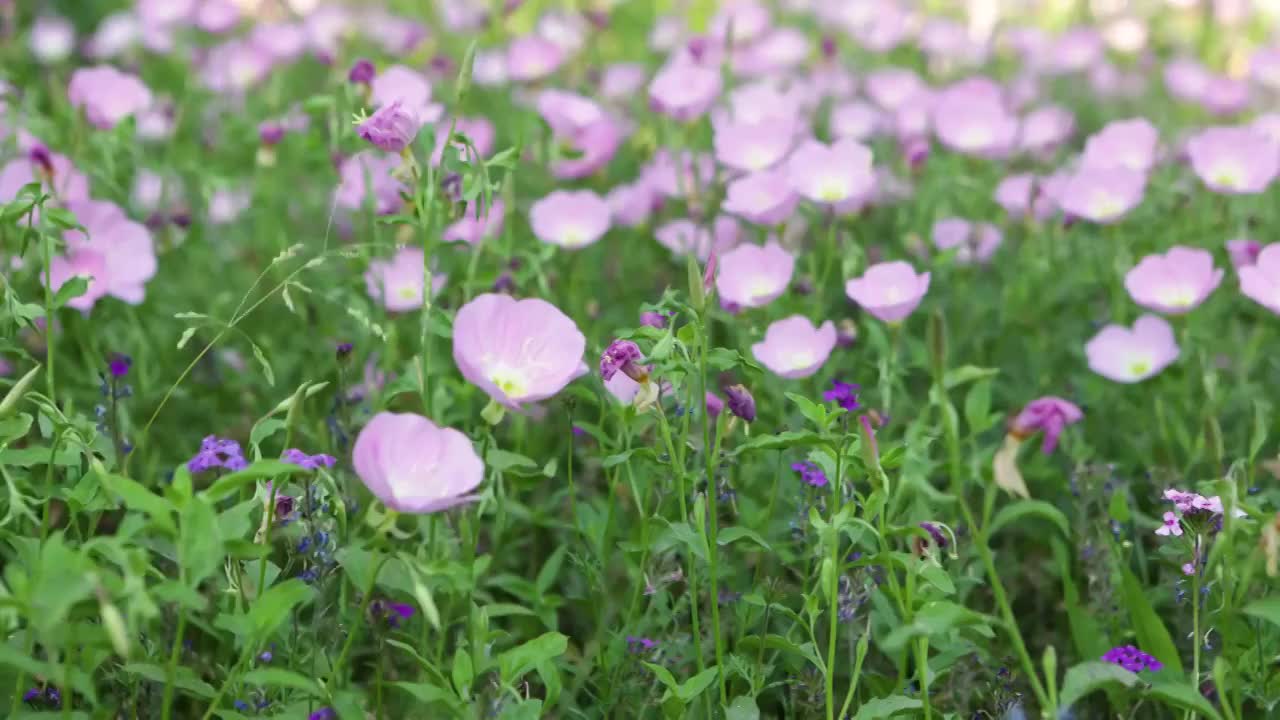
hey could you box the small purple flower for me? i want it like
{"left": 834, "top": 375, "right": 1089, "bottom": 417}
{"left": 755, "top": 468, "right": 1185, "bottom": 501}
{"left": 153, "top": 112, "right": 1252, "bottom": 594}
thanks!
{"left": 626, "top": 635, "right": 658, "bottom": 654}
{"left": 600, "top": 339, "right": 648, "bottom": 383}
{"left": 357, "top": 100, "right": 420, "bottom": 153}
{"left": 348, "top": 58, "right": 375, "bottom": 84}
{"left": 187, "top": 435, "right": 247, "bottom": 473}
{"left": 640, "top": 311, "right": 668, "bottom": 329}
{"left": 792, "top": 461, "right": 829, "bottom": 487}
{"left": 725, "top": 384, "right": 756, "bottom": 422}
{"left": 919, "top": 522, "right": 948, "bottom": 549}
{"left": 1010, "top": 396, "right": 1083, "bottom": 454}
{"left": 309, "top": 709, "right": 337, "bottom": 720}
{"left": 281, "top": 449, "right": 337, "bottom": 471}
{"left": 108, "top": 353, "right": 132, "bottom": 378}
{"left": 705, "top": 392, "right": 724, "bottom": 419}
{"left": 822, "top": 380, "right": 860, "bottom": 412}
{"left": 369, "top": 599, "right": 416, "bottom": 628}
{"left": 258, "top": 122, "right": 285, "bottom": 146}
{"left": 336, "top": 342, "right": 354, "bottom": 360}
{"left": 274, "top": 494, "right": 295, "bottom": 522}
{"left": 1101, "top": 645, "right": 1163, "bottom": 673}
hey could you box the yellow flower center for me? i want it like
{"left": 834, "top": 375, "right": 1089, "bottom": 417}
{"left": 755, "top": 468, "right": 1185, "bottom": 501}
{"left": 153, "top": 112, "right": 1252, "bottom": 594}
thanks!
{"left": 489, "top": 366, "right": 529, "bottom": 400}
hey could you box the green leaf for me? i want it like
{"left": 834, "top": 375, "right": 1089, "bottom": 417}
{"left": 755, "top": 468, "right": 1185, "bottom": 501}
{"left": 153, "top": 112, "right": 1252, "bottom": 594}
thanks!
{"left": 99, "top": 471, "right": 176, "bottom": 533}
{"left": 179, "top": 496, "right": 223, "bottom": 585}
{"left": 644, "top": 661, "right": 680, "bottom": 693}
{"left": 1052, "top": 540, "right": 1109, "bottom": 662}
{"left": 249, "top": 418, "right": 287, "bottom": 448}
{"left": 122, "top": 662, "right": 216, "bottom": 698}
{"left": 988, "top": 500, "right": 1071, "bottom": 538}
{"left": 536, "top": 545, "right": 569, "bottom": 594}
{"left": 486, "top": 448, "right": 538, "bottom": 473}
{"left": 202, "top": 460, "right": 309, "bottom": 502}
{"left": 51, "top": 276, "right": 89, "bottom": 309}
{"left": 942, "top": 365, "right": 999, "bottom": 389}
{"left": 241, "top": 668, "right": 324, "bottom": 697}
{"left": 1242, "top": 597, "right": 1280, "bottom": 629}
{"left": 1057, "top": 661, "right": 1139, "bottom": 710}
{"left": 393, "top": 681, "right": 459, "bottom": 708}
{"left": 251, "top": 342, "right": 275, "bottom": 386}
{"left": 786, "top": 392, "right": 829, "bottom": 429}
{"left": 247, "top": 579, "right": 314, "bottom": 640}
{"left": 851, "top": 695, "right": 923, "bottom": 719}
{"left": 0, "top": 365, "right": 41, "bottom": 419}
{"left": 452, "top": 650, "right": 474, "bottom": 696}
{"left": 675, "top": 666, "right": 719, "bottom": 702}
{"left": 963, "top": 379, "right": 994, "bottom": 433}
{"left": 727, "top": 430, "right": 825, "bottom": 456}
{"left": 726, "top": 696, "right": 760, "bottom": 720}
{"left": 658, "top": 520, "right": 707, "bottom": 561}
{"left": 498, "top": 631, "right": 568, "bottom": 683}
{"left": 1119, "top": 565, "right": 1182, "bottom": 675}
{"left": 717, "top": 526, "right": 772, "bottom": 551}
{"left": 1147, "top": 682, "right": 1223, "bottom": 720}
{"left": 919, "top": 564, "right": 955, "bottom": 595}
{"left": 883, "top": 600, "right": 991, "bottom": 652}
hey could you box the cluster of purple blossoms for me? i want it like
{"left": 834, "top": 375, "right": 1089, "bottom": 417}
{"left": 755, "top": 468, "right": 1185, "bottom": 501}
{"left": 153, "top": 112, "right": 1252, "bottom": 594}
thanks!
{"left": 1101, "top": 645, "right": 1163, "bottom": 673}
{"left": 822, "top": 380, "right": 860, "bottom": 411}
{"left": 369, "top": 599, "right": 416, "bottom": 628}
{"left": 281, "top": 448, "right": 337, "bottom": 471}
{"left": 791, "top": 461, "right": 828, "bottom": 487}
{"left": 626, "top": 635, "right": 658, "bottom": 654}
{"left": 22, "top": 686, "right": 61, "bottom": 709}
{"left": 187, "top": 435, "right": 248, "bottom": 473}
{"left": 1157, "top": 489, "right": 1244, "bottom": 537}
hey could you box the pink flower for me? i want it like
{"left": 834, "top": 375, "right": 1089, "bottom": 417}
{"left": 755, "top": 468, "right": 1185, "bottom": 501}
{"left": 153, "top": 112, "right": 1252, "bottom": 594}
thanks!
{"left": 30, "top": 16, "right": 75, "bottom": 63}
{"left": 369, "top": 65, "right": 441, "bottom": 125}
{"left": 1156, "top": 511, "right": 1184, "bottom": 537}
{"left": 931, "top": 218, "right": 1002, "bottom": 264}
{"left": 655, "top": 216, "right": 740, "bottom": 262}
{"left": 644, "top": 150, "right": 716, "bottom": 199}
{"left": 1238, "top": 243, "right": 1280, "bottom": 315}
{"left": 67, "top": 66, "right": 153, "bottom": 129}
{"left": 357, "top": 100, "right": 420, "bottom": 153}
{"left": 364, "top": 247, "right": 445, "bottom": 312}
{"left": 1226, "top": 238, "right": 1261, "bottom": 269}
{"left": 607, "top": 181, "right": 659, "bottom": 228}
{"left": 208, "top": 188, "right": 250, "bottom": 224}
{"left": 443, "top": 198, "right": 505, "bottom": 245}
{"left": 1252, "top": 47, "right": 1280, "bottom": 91}
{"left": 715, "top": 241, "right": 794, "bottom": 310}
{"left": 994, "top": 173, "right": 1035, "bottom": 218}
{"left": 1185, "top": 126, "right": 1280, "bottom": 195}
{"left": 1011, "top": 396, "right": 1083, "bottom": 454}
{"left": 48, "top": 251, "right": 109, "bottom": 312}
{"left": 649, "top": 60, "right": 721, "bottom": 122}
{"left": 830, "top": 101, "right": 882, "bottom": 141}
{"left": 845, "top": 261, "right": 931, "bottom": 323}
{"left": 333, "top": 151, "right": 406, "bottom": 215}
{"left": 353, "top": 412, "right": 483, "bottom": 514}
{"left": 1165, "top": 57, "right": 1212, "bottom": 103}
{"left": 713, "top": 117, "right": 797, "bottom": 173}
{"left": 1124, "top": 247, "right": 1223, "bottom": 314}
{"left": 529, "top": 190, "right": 611, "bottom": 249}
{"left": 507, "top": 35, "right": 564, "bottom": 82}
{"left": 452, "top": 293, "right": 587, "bottom": 409}
{"left": 1019, "top": 105, "right": 1075, "bottom": 154}
{"left": 932, "top": 83, "right": 1019, "bottom": 158}
{"left": 751, "top": 316, "right": 837, "bottom": 379}
{"left": 1081, "top": 118, "right": 1160, "bottom": 173}
{"left": 1059, "top": 166, "right": 1146, "bottom": 224}
{"left": 787, "top": 139, "right": 875, "bottom": 206}
{"left": 721, "top": 168, "right": 798, "bottom": 226}
{"left": 864, "top": 67, "right": 926, "bottom": 111}
{"left": 1084, "top": 315, "right": 1179, "bottom": 383}
{"left": 0, "top": 150, "right": 90, "bottom": 212}
{"left": 601, "top": 63, "right": 647, "bottom": 100}
{"left": 1201, "top": 76, "right": 1249, "bottom": 116}
{"left": 709, "top": 1, "right": 771, "bottom": 43}
{"left": 54, "top": 199, "right": 156, "bottom": 308}
{"left": 432, "top": 116, "right": 496, "bottom": 166}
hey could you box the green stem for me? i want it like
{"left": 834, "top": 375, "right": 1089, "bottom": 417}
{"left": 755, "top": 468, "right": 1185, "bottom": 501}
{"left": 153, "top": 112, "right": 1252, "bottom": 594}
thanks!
{"left": 199, "top": 649, "right": 253, "bottom": 720}
{"left": 330, "top": 554, "right": 392, "bottom": 686}
{"left": 160, "top": 592, "right": 189, "bottom": 720}
{"left": 824, "top": 443, "right": 844, "bottom": 720}
{"left": 697, "top": 317, "right": 728, "bottom": 706}
{"left": 1191, "top": 537, "right": 1202, "bottom": 715}
{"left": 915, "top": 637, "right": 932, "bottom": 720}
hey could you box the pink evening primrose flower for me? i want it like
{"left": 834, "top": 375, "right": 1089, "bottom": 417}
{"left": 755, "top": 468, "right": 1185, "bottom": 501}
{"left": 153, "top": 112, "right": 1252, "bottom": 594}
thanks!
{"left": 507, "top": 34, "right": 564, "bottom": 82}
{"left": 364, "top": 247, "right": 445, "bottom": 312}
{"left": 529, "top": 190, "right": 611, "bottom": 249}
{"left": 845, "top": 261, "right": 931, "bottom": 323}
{"left": 369, "top": 65, "right": 442, "bottom": 126}
{"left": 1084, "top": 314, "right": 1179, "bottom": 383}
{"left": 715, "top": 241, "right": 795, "bottom": 310}
{"left": 644, "top": 150, "right": 717, "bottom": 199}
{"left": 353, "top": 412, "right": 483, "bottom": 514}
{"left": 787, "top": 138, "right": 875, "bottom": 206}
{"left": 601, "top": 63, "right": 647, "bottom": 100}
{"left": 1011, "top": 396, "right": 1083, "bottom": 454}
{"left": 751, "top": 316, "right": 838, "bottom": 379}
{"left": 30, "top": 15, "right": 75, "bottom": 63}
{"left": 452, "top": 293, "right": 588, "bottom": 409}
{"left": 932, "top": 85, "right": 1019, "bottom": 158}
{"left": 1019, "top": 105, "right": 1075, "bottom": 154}
{"left": 1081, "top": 118, "right": 1160, "bottom": 173}
{"left": 1185, "top": 126, "right": 1280, "bottom": 195}
{"left": 713, "top": 117, "right": 797, "bottom": 174}
{"left": 931, "top": 218, "right": 1002, "bottom": 264}
{"left": 655, "top": 216, "right": 740, "bottom": 262}
{"left": 994, "top": 173, "right": 1035, "bottom": 218}
{"left": 67, "top": 66, "right": 153, "bottom": 130}
{"left": 431, "top": 116, "right": 496, "bottom": 166}
{"left": 607, "top": 181, "right": 660, "bottom": 228}
{"left": 357, "top": 100, "right": 420, "bottom": 153}
{"left": 1238, "top": 243, "right": 1280, "bottom": 315}
{"left": 1059, "top": 166, "right": 1147, "bottom": 224}
{"left": 1123, "top": 247, "right": 1223, "bottom": 314}
{"left": 0, "top": 149, "right": 90, "bottom": 211}
{"left": 443, "top": 198, "right": 505, "bottom": 245}
{"left": 649, "top": 60, "right": 721, "bottom": 122}
{"left": 1226, "top": 238, "right": 1261, "bottom": 269}
{"left": 830, "top": 101, "right": 882, "bottom": 142}
{"left": 1165, "top": 57, "right": 1211, "bottom": 104}
{"left": 864, "top": 67, "right": 926, "bottom": 112}
{"left": 50, "top": 199, "right": 157, "bottom": 310}
{"left": 1252, "top": 47, "right": 1280, "bottom": 91}
{"left": 333, "top": 151, "right": 406, "bottom": 215}
{"left": 721, "top": 168, "right": 799, "bottom": 226}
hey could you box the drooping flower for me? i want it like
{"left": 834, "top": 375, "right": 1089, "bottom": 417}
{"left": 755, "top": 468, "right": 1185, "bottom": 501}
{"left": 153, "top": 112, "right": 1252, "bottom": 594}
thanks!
{"left": 357, "top": 100, "right": 420, "bottom": 153}
{"left": 67, "top": 65, "right": 153, "bottom": 129}
{"left": 787, "top": 138, "right": 875, "bottom": 207}
{"left": 1123, "top": 247, "right": 1223, "bottom": 314}
{"left": 845, "top": 261, "right": 930, "bottom": 323}
{"left": 919, "top": 522, "right": 948, "bottom": 549}
{"left": 822, "top": 380, "right": 860, "bottom": 412}
{"left": 715, "top": 241, "right": 794, "bottom": 310}
{"left": 1084, "top": 315, "right": 1179, "bottom": 383}
{"left": 1058, "top": 166, "right": 1146, "bottom": 224}
{"left": 752, "top": 316, "right": 837, "bottom": 379}
{"left": 352, "top": 412, "right": 483, "bottom": 513}
{"left": 1185, "top": 126, "right": 1280, "bottom": 195}
{"left": 600, "top": 339, "right": 648, "bottom": 384}
{"left": 452, "top": 294, "right": 587, "bottom": 408}
{"left": 1010, "top": 397, "right": 1083, "bottom": 454}
{"left": 364, "top": 247, "right": 445, "bottom": 312}
{"left": 529, "top": 190, "right": 611, "bottom": 250}
{"left": 724, "top": 384, "right": 756, "bottom": 422}
{"left": 1239, "top": 243, "right": 1280, "bottom": 314}
{"left": 1081, "top": 117, "right": 1159, "bottom": 173}
{"left": 1102, "top": 646, "right": 1163, "bottom": 673}
{"left": 721, "top": 168, "right": 799, "bottom": 226}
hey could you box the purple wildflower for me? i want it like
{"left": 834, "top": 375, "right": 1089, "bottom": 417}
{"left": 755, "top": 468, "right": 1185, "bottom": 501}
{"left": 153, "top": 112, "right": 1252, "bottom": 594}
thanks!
{"left": 919, "top": 522, "right": 948, "bottom": 549}
{"left": 281, "top": 448, "right": 337, "bottom": 471}
{"left": 274, "top": 493, "right": 295, "bottom": 522}
{"left": 640, "top": 311, "right": 668, "bottom": 329}
{"left": 369, "top": 599, "right": 416, "bottom": 628}
{"left": 187, "top": 435, "right": 248, "bottom": 473}
{"left": 108, "top": 353, "right": 132, "bottom": 378}
{"left": 600, "top": 339, "right": 648, "bottom": 383}
{"left": 705, "top": 392, "right": 724, "bottom": 418}
{"left": 822, "top": 380, "right": 860, "bottom": 411}
{"left": 626, "top": 635, "right": 658, "bottom": 654}
{"left": 258, "top": 122, "right": 285, "bottom": 146}
{"left": 725, "top": 384, "right": 756, "bottom": 422}
{"left": 792, "top": 461, "right": 829, "bottom": 487}
{"left": 336, "top": 342, "right": 354, "bottom": 360}
{"left": 1101, "top": 645, "right": 1163, "bottom": 673}
{"left": 348, "top": 59, "right": 375, "bottom": 84}
{"left": 309, "top": 709, "right": 337, "bottom": 720}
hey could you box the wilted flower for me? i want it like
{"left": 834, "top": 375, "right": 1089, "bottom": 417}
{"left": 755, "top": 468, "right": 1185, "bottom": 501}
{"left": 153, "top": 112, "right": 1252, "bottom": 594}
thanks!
{"left": 357, "top": 100, "right": 420, "bottom": 153}
{"left": 1102, "top": 646, "right": 1163, "bottom": 673}
{"left": 600, "top": 339, "right": 648, "bottom": 384}
{"left": 845, "top": 261, "right": 930, "bottom": 323}
{"left": 1123, "top": 247, "right": 1223, "bottom": 314}
{"left": 1185, "top": 126, "right": 1280, "bottom": 195}
{"left": 68, "top": 65, "right": 153, "bottom": 129}
{"left": 529, "top": 190, "right": 611, "bottom": 249}
{"left": 1084, "top": 315, "right": 1179, "bottom": 383}
{"left": 1010, "top": 397, "right": 1082, "bottom": 454}
{"left": 919, "top": 522, "right": 948, "bottom": 549}
{"left": 348, "top": 58, "right": 376, "bottom": 84}
{"left": 724, "top": 384, "right": 756, "bottom": 422}
{"left": 752, "top": 316, "right": 837, "bottom": 379}
{"left": 715, "top": 241, "right": 794, "bottom": 310}
{"left": 353, "top": 412, "right": 483, "bottom": 513}
{"left": 453, "top": 294, "right": 587, "bottom": 409}
{"left": 1239, "top": 244, "right": 1280, "bottom": 315}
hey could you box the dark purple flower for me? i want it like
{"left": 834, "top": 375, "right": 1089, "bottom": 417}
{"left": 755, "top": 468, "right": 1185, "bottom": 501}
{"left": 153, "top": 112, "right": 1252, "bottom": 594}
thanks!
{"left": 187, "top": 435, "right": 247, "bottom": 473}
{"left": 309, "top": 709, "right": 337, "bottom": 720}
{"left": 274, "top": 494, "right": 295, "bottom": 521}
{"left": 626, "top": 635, "right": 658, "bottom": 653}
{"left": 369, "top": 599, "right": 416, "bottom": 628}
{"left": 725, "top": 384, "right": 755, "bottom": 422}
{"left": 348, "top": 58, "right": 375, "bottom": 84}
{"left": 640, "top": 311, "right": 668, "bottom": 329}
{"left": 1102, "top": 645, "right": 1163, "bottom": 673}
{"left": 600, "top": 339, "right": 648, "bottom": 383}
{"left": 336, "top": 342, "right": 353, "bottom": 361}
{"left": 919, "top": 522, "right": 947, "bottom": 549}
{"left": 1011, "top": 396, "right": 1083, "bottom": 454}
{"left": 792, "top": 461, "right": 828, "bottom": 487}
{"left": 281, "top": 448, "right": 337, "bottom": 471}
{"left": 108, "top": 353, "right": 132, "bottom": 378}
{"left": 822, "top": 380, "right": 860, "bottom": 411}
{"left": 259, "top": 122, "right": 285, "bottom": 146}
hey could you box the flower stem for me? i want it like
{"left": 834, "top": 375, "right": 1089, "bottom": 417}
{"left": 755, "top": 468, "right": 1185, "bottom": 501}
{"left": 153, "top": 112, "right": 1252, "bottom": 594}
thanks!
{"left": 824, "top": 444, "right": 844, "bottom": 720}
{"left": 160, "top": 595, "right": 188, "bottom": 720}
{"left": 697, "top": 317, "right": 728, "bottom": 706}
{"left": 1191, "top": 536, "right": 1202, "bottom": 711}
